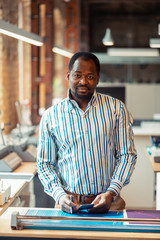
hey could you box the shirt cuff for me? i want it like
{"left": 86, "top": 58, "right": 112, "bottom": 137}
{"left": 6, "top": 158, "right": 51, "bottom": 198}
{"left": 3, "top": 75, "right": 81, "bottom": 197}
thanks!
{"left": 107, "top": 180, "right": 123, "bottom": 196}
{"left": 52, "top": 187, "right": 67, "bottom": 204}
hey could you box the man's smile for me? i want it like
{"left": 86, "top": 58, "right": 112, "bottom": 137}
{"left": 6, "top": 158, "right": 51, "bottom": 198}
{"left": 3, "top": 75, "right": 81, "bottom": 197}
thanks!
{"left": 77, "top": 86, "right": 89, "bottom": 92}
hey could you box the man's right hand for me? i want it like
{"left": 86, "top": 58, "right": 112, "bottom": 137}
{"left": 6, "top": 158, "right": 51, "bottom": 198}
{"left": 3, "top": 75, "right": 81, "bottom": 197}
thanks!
{"left": 59, "top": 194, "right": 79, "bottom": 213}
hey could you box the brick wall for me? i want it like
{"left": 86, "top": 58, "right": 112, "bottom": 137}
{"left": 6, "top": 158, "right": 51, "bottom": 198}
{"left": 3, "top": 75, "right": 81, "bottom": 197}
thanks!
{"left": 0, "top": 0, "right": 19, "bottom": 133}
{"left": 31, "top": 0, "right": 53, "bottom": 125}
{"left": 0, "top": 0, "right": 32, "bottom": 133}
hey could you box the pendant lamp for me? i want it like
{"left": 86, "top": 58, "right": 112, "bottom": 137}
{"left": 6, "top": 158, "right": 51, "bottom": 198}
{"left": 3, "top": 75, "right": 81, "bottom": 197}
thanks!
{"left": 102, "top": 28, "right": 114, "bottom": 46}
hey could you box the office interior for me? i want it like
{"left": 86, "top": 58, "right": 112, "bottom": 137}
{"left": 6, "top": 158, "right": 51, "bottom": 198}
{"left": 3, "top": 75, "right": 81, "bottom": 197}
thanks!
{"left": 0, "top": 0, "right": 160, "bottom": 233}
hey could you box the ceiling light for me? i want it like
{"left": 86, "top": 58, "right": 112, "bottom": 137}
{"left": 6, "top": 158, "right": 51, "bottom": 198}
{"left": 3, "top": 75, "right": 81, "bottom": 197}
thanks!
{"left": 102, "top": 28, "right": 114, "bottom": 46}
{"left": 107, "top": 48, "right": 159, "bottom": 57}
{"left": 52, "top": 46, "right": 73, "bottom": 58}
{"left": 0, "top": 19, "right": 43, "bottom": 46}
{"left": 150, "top": 38, "right": 160, "bottom": 48}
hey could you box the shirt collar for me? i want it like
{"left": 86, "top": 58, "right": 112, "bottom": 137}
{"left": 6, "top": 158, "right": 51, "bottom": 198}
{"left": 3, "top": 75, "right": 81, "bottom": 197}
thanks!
{"left": 89, "top": 91, "right": 97, "bottom": 106}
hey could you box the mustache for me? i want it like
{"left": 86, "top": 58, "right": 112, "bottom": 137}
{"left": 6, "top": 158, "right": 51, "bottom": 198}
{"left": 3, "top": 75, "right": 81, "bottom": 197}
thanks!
{"left": 77, "top": 84, "right": 90, "bottom": 89}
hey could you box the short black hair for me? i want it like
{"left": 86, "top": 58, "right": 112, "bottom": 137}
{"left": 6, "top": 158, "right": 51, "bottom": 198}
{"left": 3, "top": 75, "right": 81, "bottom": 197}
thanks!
{"left": 68, "top": 52, "right": 100, "bottom": 75}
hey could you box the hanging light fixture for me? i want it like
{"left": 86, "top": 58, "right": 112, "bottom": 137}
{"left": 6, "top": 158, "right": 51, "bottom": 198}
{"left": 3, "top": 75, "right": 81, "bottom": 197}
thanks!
{"left": 102, "top": 28, "right": 114, "bottom": 46}
{"left": 0, "top": 19, "right": 43, "bottom": 46}
{"left": 52, "top": 46, "right": 73, "bottom": 58}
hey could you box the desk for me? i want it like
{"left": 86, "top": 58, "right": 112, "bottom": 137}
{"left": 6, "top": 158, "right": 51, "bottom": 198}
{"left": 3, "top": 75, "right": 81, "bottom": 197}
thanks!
{"left": 147, "top": 153, "right": 160, "bottom": 210}
{"left": 0, "top": 207, "right": 160, "bottom": 240}
{"left": 147, "top": 153, "right": 160, "bottom": 173}
{"left": 0, "top": 162, "right": 36, "bottom": 216}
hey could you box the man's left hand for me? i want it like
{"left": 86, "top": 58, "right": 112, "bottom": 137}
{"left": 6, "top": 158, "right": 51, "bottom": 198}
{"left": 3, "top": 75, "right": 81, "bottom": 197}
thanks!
{"left": 88, "top": 191, "right": 114, "bottom": 213}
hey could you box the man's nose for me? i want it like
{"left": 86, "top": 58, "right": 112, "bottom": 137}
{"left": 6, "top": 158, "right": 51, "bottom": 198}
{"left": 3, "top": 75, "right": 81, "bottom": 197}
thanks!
{"left": 79, "top": 75, "right": 88, "bottom": 84}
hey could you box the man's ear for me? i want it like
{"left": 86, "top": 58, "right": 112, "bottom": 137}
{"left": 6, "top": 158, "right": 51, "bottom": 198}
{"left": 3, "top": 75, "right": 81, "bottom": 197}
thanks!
{"left": 67, "top": 72, "right": 70, "bottom": 81}
{"left": 96, "top": 75, "right": 100, "bottom": 85}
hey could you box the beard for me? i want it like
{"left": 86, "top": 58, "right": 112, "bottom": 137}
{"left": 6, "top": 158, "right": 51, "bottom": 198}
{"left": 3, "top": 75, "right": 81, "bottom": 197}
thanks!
{"left": 71, "top": 87, "right": 93, "bottom": 101}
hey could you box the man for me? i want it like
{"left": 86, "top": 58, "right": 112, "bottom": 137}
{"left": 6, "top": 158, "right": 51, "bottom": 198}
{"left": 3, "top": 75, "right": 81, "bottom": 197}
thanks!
{"left": 37, "top": 52, "right": 137, "bottom": 214}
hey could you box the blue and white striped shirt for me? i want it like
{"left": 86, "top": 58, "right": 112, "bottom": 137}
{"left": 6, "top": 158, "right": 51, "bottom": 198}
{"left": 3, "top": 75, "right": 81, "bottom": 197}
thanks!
{"left": 37, "top": 91, "right": 137, "bottom": 203}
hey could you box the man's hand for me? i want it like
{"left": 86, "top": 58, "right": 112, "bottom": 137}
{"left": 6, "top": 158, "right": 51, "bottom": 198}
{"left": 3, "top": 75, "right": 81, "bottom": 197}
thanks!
{"left": 59, "top": 194, "right": 79, "bottom": 213}
{"left": 88, "top": 191, "right": 115, "bottom": 213}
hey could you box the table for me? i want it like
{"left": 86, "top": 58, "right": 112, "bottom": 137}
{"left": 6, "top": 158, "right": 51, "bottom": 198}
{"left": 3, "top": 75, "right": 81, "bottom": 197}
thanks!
{"left": 0, "top": 207, "right": 160, "bottom": 240}
{"left": 0, "top": 162, "right": 36, "bottom": 216}
{"left": 147, "top": 151, "right": 160, "bottom": 210}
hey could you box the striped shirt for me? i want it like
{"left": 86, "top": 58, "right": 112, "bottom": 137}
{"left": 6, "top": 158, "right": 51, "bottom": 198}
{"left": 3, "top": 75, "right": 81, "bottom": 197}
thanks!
{"left": 37, "top": 91, "right": 137, "bottom": 203}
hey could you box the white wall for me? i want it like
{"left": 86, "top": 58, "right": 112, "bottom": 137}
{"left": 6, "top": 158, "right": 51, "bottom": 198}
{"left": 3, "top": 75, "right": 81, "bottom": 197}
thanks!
{"left": 121, "top": 133, "right": 155, "bottom": 209}
{"left": 126, "top": 84, "right": 160, "bottom": 120}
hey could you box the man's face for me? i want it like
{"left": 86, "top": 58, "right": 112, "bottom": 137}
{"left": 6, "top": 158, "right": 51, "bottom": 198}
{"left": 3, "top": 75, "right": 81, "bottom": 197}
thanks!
{"left": 67, "top": 57, "right": 99, "bottom": 101}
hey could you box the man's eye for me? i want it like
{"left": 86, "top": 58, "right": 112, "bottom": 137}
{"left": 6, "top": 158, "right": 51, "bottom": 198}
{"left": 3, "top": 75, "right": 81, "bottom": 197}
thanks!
{"left": 73, "top": 74, "right": 81, "bottom": 78}
{"left": 87, "top": 75, "right": 94, "bottom": 80}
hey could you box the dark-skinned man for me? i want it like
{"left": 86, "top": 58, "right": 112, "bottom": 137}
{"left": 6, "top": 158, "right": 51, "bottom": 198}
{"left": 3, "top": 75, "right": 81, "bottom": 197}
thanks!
{"left": 37, "top": 52, "right": 137, "bottom": 214}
